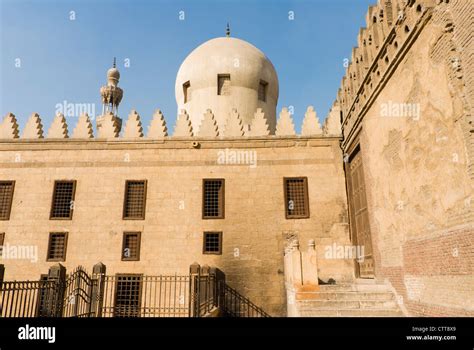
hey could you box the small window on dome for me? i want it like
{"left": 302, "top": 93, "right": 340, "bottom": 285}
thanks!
{"left": 217, "top": 74, "right": 231, "bottom": 96}
{"left": 183, "top": 81, "right": 191, "bottom": 103}
{"left": 258, "top": 80, "right": 268, "bottom": 102}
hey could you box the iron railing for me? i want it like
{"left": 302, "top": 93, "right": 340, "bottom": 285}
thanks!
{"left": 0, "top": 279, "right": 62, "bottom": 317}
{"left": 0, "top": 263, "right": 270, "bottom": 318}
{"left": 101, "top": 274, "right": 190, "bottom": 317}
{"left": 221, "top": 283, "right": 270, "bottom": 317}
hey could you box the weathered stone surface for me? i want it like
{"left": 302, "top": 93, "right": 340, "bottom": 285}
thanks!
{"left": 302, "top": 106, "right": 322, "bottom": 136}
{"left": 223, "top": 109, "right": 245, "bottom": 137}
{"left": 249, "top": 108, "right": 270, "bottom": 136}
{"left": 275, "top": 107, "right": 296, "bottom": 136}
{"left": 123, "top": 110, "right": 144, "bottom": 138}
{"left": 147, "top": 109, "right": 168, "bottom": 138}
{"left": 47, "top": 113, "right": 69, "bottom": 138}
{"left": 197, "top": 109, "right": 219, "bottom": 137}
{"left": 0, "top": 113, "right": 19, "bottom": 139}
{"left": 96, "top": 112, "right": 121, "bottom": 138}
{"left": 72, "top": 113, "right": 94, "bottom": 139}
{"left": 173, "top": 110, "right": 193, "bottom": 137}
{"left": 22, "top": 113, "right": 44, "bottom": 139}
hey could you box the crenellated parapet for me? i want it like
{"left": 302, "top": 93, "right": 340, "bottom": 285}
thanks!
{"left": 0, "top": 105, "right": 342, "bottom": 141}
{"left": 334, "top": 0, "right": 437, "bottom": 146}
{"left": 47, "top": 113, "right": 68, "bottom": 138}
{"left": 0, "top": 113, "right": 20, "bottom": 139}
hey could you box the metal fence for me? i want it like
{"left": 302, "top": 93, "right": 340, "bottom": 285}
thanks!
{"left": 101, "top": 274, "right": 190, "bottom": 317}
{"left": 222, "top": 283, "right": 270, "bottom": 317}
{"left": 0, "top": 263, "right": 270, "bottom": 318}
{"left": 0, "top": 279, "right": 61, "bottom": 317}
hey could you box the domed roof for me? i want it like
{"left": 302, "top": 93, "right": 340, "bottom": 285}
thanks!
{"left": 175, "top": 37, "right": 279, "bottom": 104}
{"left": 107, "top": 67, "right": 120, "bottom": 80}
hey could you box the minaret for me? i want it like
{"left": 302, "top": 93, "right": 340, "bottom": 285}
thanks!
{"left": 97, "top": 58, "right": 123, "bottom": 136}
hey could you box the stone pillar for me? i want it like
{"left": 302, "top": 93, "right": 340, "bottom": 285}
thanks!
{"left": 189, "top": 262, "right": 200, "bottom": 317}
{"left": 47, "top": 264, "right": 66, "bottom": 317}
{"left": 211, "top": 267, "right": 226, "bottom": 311}
{"left": 91, "top": 262, "right": 106, "bottom": 317}
{"left": 302, "top": 239, "right": 319, "bottom": 285}
{"left": 290, "top": 240, "right": 303, "bottom": 286}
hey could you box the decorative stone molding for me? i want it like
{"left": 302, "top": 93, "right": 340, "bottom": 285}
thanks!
{"left": 147, "top": 109, "right": 168, "bottom": 138}
{"left": 2, "top": 107, "right": 346, "bottom": 140}
{"left": 122, "top": 110, "right": 144, "bottom": 138}
{"left": 173, "top": 110, "right": 193, "bottom": 137}
{"left": 197, "top": 109, "right": 219, "bottom": 137}
{"left": 47, "top": 113, "right": 69, "bottom": 138}
{"left": 301, "top": 106, "right": 323, "bottom": 136}
{"left": 22, "top": 113, "right": 44, "bottom": 139}
{"left": 223, "top": 109, "right": 245, "bottom": 137}
{"left": 275, "top": 107, "right": 296, "bottom": 136}
{"left": 284, "top": 239, "right": 318, "bottom": 288}
{"left": 249, "top": 108, "right": 270, "bottom": 136}
{"left": 96, "top": 112, "right": 121, "bottom": 138}
{"left": 71, "top": 113, "right": 94, "bottom": 139}
{"left": 323, "top": 103, "right": 342, "bottom": 136}
{"left": 0, "top": 113, "right": 20, "bottom": 139}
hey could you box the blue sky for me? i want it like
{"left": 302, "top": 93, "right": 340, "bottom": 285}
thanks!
{"left": 0, "top": 0, "right": 373, "bottom": 133}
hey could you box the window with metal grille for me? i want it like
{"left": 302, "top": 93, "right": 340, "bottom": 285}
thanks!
{"left": 203, "top": 231, "right": 222, "bottom": 255}
{"left": 258, "top": 80, "right": 268, "bottom": 102}
{"left": 0, "top": 181, "right": 15, "bottom": 220}
{"left": 123, "top": 180, "right": 147, "bottom": 219}
{"left": 217, "top": 74, "right": 231, "bottom": 96}
{"left": 122, "top": 232, "right": 141, "bottom": 261}
{"left": 50, "top": 181, "right": 76, "bottom": 219}
{"left": 0, "top": 232, "right": 4, "bottom": 257}
{"left": 202, "top": 179, "right": 225, "bottom": 219}
{"left": 47, "top": 232, "right": 68, "bottom": 261}
{"left": 114, "top": 274, "right": 142, "bottom": 317}
{"left": 183, "top": 81, "right": 191, "bottom": 103}
{"left": 284, "top": 177, "right": 310, "bottom": 219}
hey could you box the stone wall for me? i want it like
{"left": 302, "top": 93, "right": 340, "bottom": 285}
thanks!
{"left": 0, "top": 136, "right": 350, "bottom": 316}
{"left": 336, "top": 0, "right": 473, "bottom": 316}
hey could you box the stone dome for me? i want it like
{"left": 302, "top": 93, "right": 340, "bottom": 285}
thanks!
{"left": 175, "top": 37, "right": 279, "bottom": 134}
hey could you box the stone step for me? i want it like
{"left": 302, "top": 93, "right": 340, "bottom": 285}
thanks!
{"left": 318, "top": 284, "right": 391, "bottom": 292}
{"left": 296, "top": 291, "right": 394, "bottom": 301}
{"left": 298, "top": 309, "right": 405, "bottom": 317}
{"left": 297, "top": 299, "right": 399, "bottom": 310}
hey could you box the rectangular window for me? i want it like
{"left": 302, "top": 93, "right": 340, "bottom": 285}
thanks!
{"left": 121, "top": 232, "right": 141, "bottom": 261}
{"left": 202, "top": 179, "right": 225, "bottom": 219}
{"left": 0, "top": 232, "right": 4, "bottom": 257}
{"left": 50, "top": 180, "right": 76, "bottom": 220}
{"left": 284, "top": 177, "right": 310, "bottom": 219}
{"left": 203, "top": 231, "right": 222, "bottom": 255}
{"left": 217, "top": 74, "right": 231, "bottom": 96}
{"left": 258, "top": 80, "right": 268, "bottom": 102}
{"left": 114, "top": 274, "right": 142, "bottom": 317}
{"left": 123, "top": 180, "right": 147, "bottom": 220}
{"left": 183, "top": 81, "right": 191, "bottom": 103}
{"left": 0, "top": 181, "right": 15, "bottom": 220}
{"left": 47, "top": 232, "right": 68, "bottom": 261}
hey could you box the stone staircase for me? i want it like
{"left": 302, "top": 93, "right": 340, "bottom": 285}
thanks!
{"left": 295, "top": 279, "right": 405, "bottom": 317}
